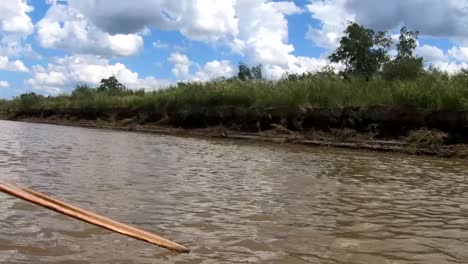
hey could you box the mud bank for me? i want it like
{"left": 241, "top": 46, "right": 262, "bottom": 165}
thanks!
{"left": 9, "top": 104, "right": 468, "bottom": 159}
{"left": 11, "top": 105, "right": 468, "bottom": 138}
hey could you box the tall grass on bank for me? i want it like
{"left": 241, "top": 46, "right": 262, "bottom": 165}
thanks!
{"left": 1, "top": 71, "right": 468, "bottom": 117}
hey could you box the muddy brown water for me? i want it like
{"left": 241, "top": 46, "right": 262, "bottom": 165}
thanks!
{"left": 0, "top": 120, "right": 467, "bottom": 264}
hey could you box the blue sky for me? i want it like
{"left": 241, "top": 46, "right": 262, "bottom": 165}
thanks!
{"left": 0, "top": 0, "right": 467, "bottom": 98}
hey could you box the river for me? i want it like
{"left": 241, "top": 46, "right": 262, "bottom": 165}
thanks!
{"left": 0, "top": 120, "right": 467, "bottom": 264}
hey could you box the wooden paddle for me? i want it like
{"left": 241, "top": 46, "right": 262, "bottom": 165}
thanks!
{"left": 0, "top": 182, "right": 190, "bottom": 253}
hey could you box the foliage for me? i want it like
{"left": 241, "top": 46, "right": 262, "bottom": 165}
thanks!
{"left": 14, "top": 93, "right": 46, "bottom": 113}
{"left": 2, "top": 24, "right": 468, "bottom": 118}
{"left": 396, "top": 26, "right": 419, "bottom": 59}
{"left": 251, "top": 64, "right": 263, "bottom": 80}
{"left": 97, "top": 76, "right": 127, "bottom": 95}
{"left": 383, "top": 27, "right": 424, "bottom": 81}
{"left": 383, "top": 57, "right": 424, "bottom": 81}
{"left": 330, "top": 22, "right": 392, "bottom": 80}
{"left": 1, "top": 69, "right": 468, "bottom": 119}
{"left": 237, "top": 63, "right": 263, "bottom": 81}
{"left": 72, "top": 84, "right": 94, "bottom": 99}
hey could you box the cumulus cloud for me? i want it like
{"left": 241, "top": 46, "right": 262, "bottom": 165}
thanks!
{"left": 264, "top": 56, "right": 341, "bottom": 79}
{"left": 0, "top": 56, "right": 28, "bottom": 72}
{"left": 345, "top": 0, "right": 468, "bottom": 41}
{"left": 306, "top": 0, "right": 353, "bottom": 49}
{"left": 0, "top": 40, "right": 39, "bottom": 59}
{"left": 305, "top": 0, "right": 468, "bottom": 74}
{"left": 306, "top": 0, "right": 468, "bottom": 50}
{"left": 167, "top": 52, "right": 235, "bottom": 81}
{"left": 0, "top": 80, "right": 9, "bottom": 88}
{"left": 432, "top": 61, "right": 468, "bottom": 74}
{"left": 69, "top": 0, "right": 239, "bottom": 43}
{"left": 414, "top": 44, "right": 468, "bottom": 73}
{"left": 168, "top": 52, "right": 191, "bottom": 78}
{"left": 66, "top": 0, "right": 309, "bottom": 77}
{"left": 0, "top": 0, "right": 38, "bottom": 61}
{"left": 0, "top": 0, "right": 34, "bottom": 37}
{"left": 448, "top": 47, "right": 468, "bottom": 63}
{"left": 194, "top": 60, "right": 235, "bottom": 81}
{"left": 233, "top": 0, "right": 295, "bottom": 67}
{"left": 417, "top": 45, "right": 448, "bottom": 63}
{"left": 36, "top": 4, "right": 143, "bottom": 57}
{"left": 26, "top": 55, "right": 171, "bottom": 95}
{"left": 270, "top": 1, "right": 304, "bottom": 15}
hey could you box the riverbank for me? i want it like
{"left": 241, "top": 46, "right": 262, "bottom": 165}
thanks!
{"left": 10, "top": 105, "right": 468, "bottom": 159}
{"left": 3, "top": 73, "right": 468, "bottom": 158}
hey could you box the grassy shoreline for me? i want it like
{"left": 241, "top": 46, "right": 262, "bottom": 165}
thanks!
{"left": 1, "top": 72, "right": 468, "bottom": 158}
{"left": 2, "top": 72, "right": 468, "bottom": 116}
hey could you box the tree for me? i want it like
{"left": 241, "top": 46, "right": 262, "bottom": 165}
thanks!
{"left": 383, "top": 27, "right": 424, "bottom": 81}
{"left": 237, "top": 63, "right": 263, "bottom": 81}
{"left": 97, "top": 76, "right": 127, "bottom": 95}
{"left": 237, "top": 63, "right": 252, "bottom": 81}
{"left": 382, "top": 57, "right": 424, "bottom": 81}
{"left": 72, "top": 84, "right": 93, "bottom": 99}
{"left": 329, "top": 22, "right": 392, "bottom": 80}
{"left": 15, "top": 93, "right": 44, "bottom": 112}
{"left": 251, "top": 64, "right": 263, "bottom": 80}
{"left": 397, "top": 26, "right": 419, "bottom": 59}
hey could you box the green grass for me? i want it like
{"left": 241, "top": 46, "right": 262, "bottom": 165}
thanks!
{"left": 2, "top": 71, "right": 468, "bottom": 118}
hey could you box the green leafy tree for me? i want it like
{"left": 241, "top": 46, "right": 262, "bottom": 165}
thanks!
{"left": 251, "top": 64, "right": 263, "bottom": 80}
{"left": 0, "top": 99, "right": 9, "bottom": 116}
{"left": 237, "top": 63, "right": 252, "bottom": 81}
{"left": 15, "top": 92, "right": 45, "bottom": 112}
{"left": 383, "top": 27, "right": 424, "bottom": 81}
{"left": 237, "top": 63, "right": 263, "bottom": 81}
{"left": 72, "top": 84, "right": 94, "bottom": 99}
{"left": 396, "top": 26, "right": 418, "bottom": 59}
{"left": 97, "top": 76, "right": 127, "bottom": 95}
{"left": 329, "top": 22, "right": 392, "bottom": 80}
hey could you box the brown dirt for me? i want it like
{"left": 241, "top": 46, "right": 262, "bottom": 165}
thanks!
{"left": 14, "top": 115, "right": 468, "bottom": 159}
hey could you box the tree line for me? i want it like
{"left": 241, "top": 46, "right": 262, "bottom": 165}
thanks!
{"left": 330, "top": 22, "right": 423, "bottom": 81}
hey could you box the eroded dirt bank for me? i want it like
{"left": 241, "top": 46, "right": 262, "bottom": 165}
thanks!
{"left": 9, "top": 105, "right": 468, "bottom": 158}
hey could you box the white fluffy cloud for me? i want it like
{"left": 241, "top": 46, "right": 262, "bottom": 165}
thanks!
{"left": 0, "top": 0, "right": 34, "bottom": 37}
{"left": 306, "top": 0, "right": 468, "bottom": 49}
{"left": 0, "top": 80, "right": 9, "bottom": 88}
{"left": 305, "top": 0, "right": 468, "bottom": 74}
{"left": 194, "top": 60, "right": 235, "bottom": 81}
{"left": 0, "top": 0, "right": 37, "bottom": 63}
{"left": 26, "top": 55, "right": 171, "bottom": 95}
{"left": 414, "top": 44, "right": 468, "bottom": 73}
{"left": 345, "top": 0, "right": 468, "bottom": 42}
{"left": 167, "top": 52, "right": 235, "bottom": 81}
{"left": 65, "top": 0, "right": 309, "bottom": 78}
{"left": 306, "top": 0, "right": 352, "bottom": 49}
{"left": 417, "top": 45, "right": 448, "bottom": 63}
{"left": 69, "top": 0, "right": 239, "bottom": 43}
{"left": 270, "top": 1, "right": 304, "bottom": 15}
{"left": 36, "top": 4, "right": 143, "bottom": 57}
{"left": 264, "top": 56, "right": 340, "bottom": 79}
{"left": 448, "top": 47, "right": 468, "bottom": 63}
{"left": 0, "top": 40, "right": 39, "bottom": 58}
{"left": 432, "top": 61, "right": 468, "bottom": 74}
{"left": 168, "top": 52, "right": 191, "bottom": 78}
{"left": 234, "top": 0, "right": 295, "bottom": 66}
{"left": 0, "top": 56, "right": 28, "bottom": 72}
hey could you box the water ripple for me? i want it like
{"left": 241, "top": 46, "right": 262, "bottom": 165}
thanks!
{"left": 0, "top": 120, "right": 467, "bottom": 263}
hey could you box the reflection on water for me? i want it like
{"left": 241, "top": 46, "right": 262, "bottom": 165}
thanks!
{"left": 0, "top": 120, "right": 467, "bottom": 264}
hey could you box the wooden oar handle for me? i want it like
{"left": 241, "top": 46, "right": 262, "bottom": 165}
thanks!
{"left": 0, "top": 182, "right": 190, "bottom": 253}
